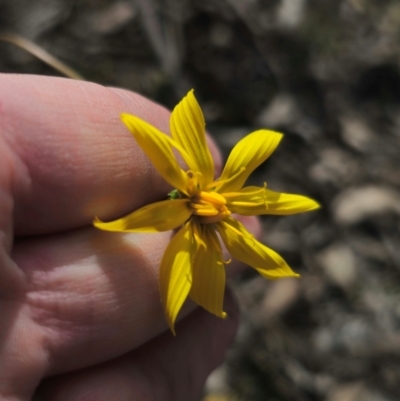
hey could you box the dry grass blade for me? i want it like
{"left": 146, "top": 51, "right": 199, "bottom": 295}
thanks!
{"left": 0, "top": 32, "right": 84, "bottom": 80}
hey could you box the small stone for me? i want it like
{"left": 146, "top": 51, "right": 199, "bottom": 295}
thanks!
{"left": 327, "top": 382, "right": 366, "bottom": 401}
{"left": 317, "top": 244, "right": 357, "bottom": 288}
{"left": 261, "top": 278, "right": 301, "bottom": 319}
{"left": 340, "top": 116, "right": 375, "bottom": 152}
{"left": 277, "top": 0, "right": 306, "bottom": 29}
{"left": 80, "top": 1, "right": 136, "bottom": 35}
{"left": 309, "top": 147, "right": 358, "bottom": 185}
{"left": 339, "top": 318, "right": 373, "bottom": 354}
{"left": 256, "top": 93, "right": 299, "bottom": 127}
{"left": 204, "top": 366, "right": 230, "bottom": 395}
{"left": 333, "top": 186, "right": 400, "bottom": 225}
{"left": 314, "top": 327, "right": 335, "bottom": 353}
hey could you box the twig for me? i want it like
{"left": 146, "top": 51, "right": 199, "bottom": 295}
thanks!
{"left": 0, "top": 32, "right": 84, "bottom": 80}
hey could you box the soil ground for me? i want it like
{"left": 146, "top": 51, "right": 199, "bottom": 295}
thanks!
{"left": 2, "top": 1, "right": 400, "bottom": 400}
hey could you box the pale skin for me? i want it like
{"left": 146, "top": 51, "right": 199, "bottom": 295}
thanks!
{"left": 0, "top": 74, "right": 261, "bottom": 401}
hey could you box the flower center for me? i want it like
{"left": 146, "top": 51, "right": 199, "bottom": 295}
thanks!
{"left": 190, "top": 191, "right": 231, "bottom": 224}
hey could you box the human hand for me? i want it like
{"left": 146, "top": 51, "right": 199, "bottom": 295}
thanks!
{"left": 0, "top": 74, "right": 261, "bottom": 401}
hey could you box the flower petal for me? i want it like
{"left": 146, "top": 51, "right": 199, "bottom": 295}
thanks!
{"left": 159, "top": 221, "right": 194, "bottom": 335}
{"left": 217, "top": 217, "right": 299, "bottom": 279}
{"left": 216, "top": 130, "right": 283, "bottom": 193}
{"left": 189, "top": 224, "right": 227, "bottom": 318}
{"left": 170, "top": 90, "right": 214, "bottom": 186}
{"left": 224, "top": 186, "right": 320, "bottom": 216}
{"left": 263, "top": 189, "right": 320, "bottom": 215}
{"left": 121, "top": 113, "right": 189, "bottom": 194}
{"left": 223, "top": 185, "right": 268, "bottom": 215}
{"left": 94, "top": 199, "right": 191, "bottom": 233}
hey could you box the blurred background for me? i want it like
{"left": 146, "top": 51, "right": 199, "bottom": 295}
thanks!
{"left": 2, "top": 0, "right": 400, "bottom": 400}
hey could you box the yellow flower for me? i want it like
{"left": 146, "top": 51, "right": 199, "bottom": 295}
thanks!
{"left": 94, "top": 90, "right": 319, "bottom": 334}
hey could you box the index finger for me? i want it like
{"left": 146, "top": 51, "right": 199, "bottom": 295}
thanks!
{"left": 0, "top": 74, "right": 221, "bottom": 236}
